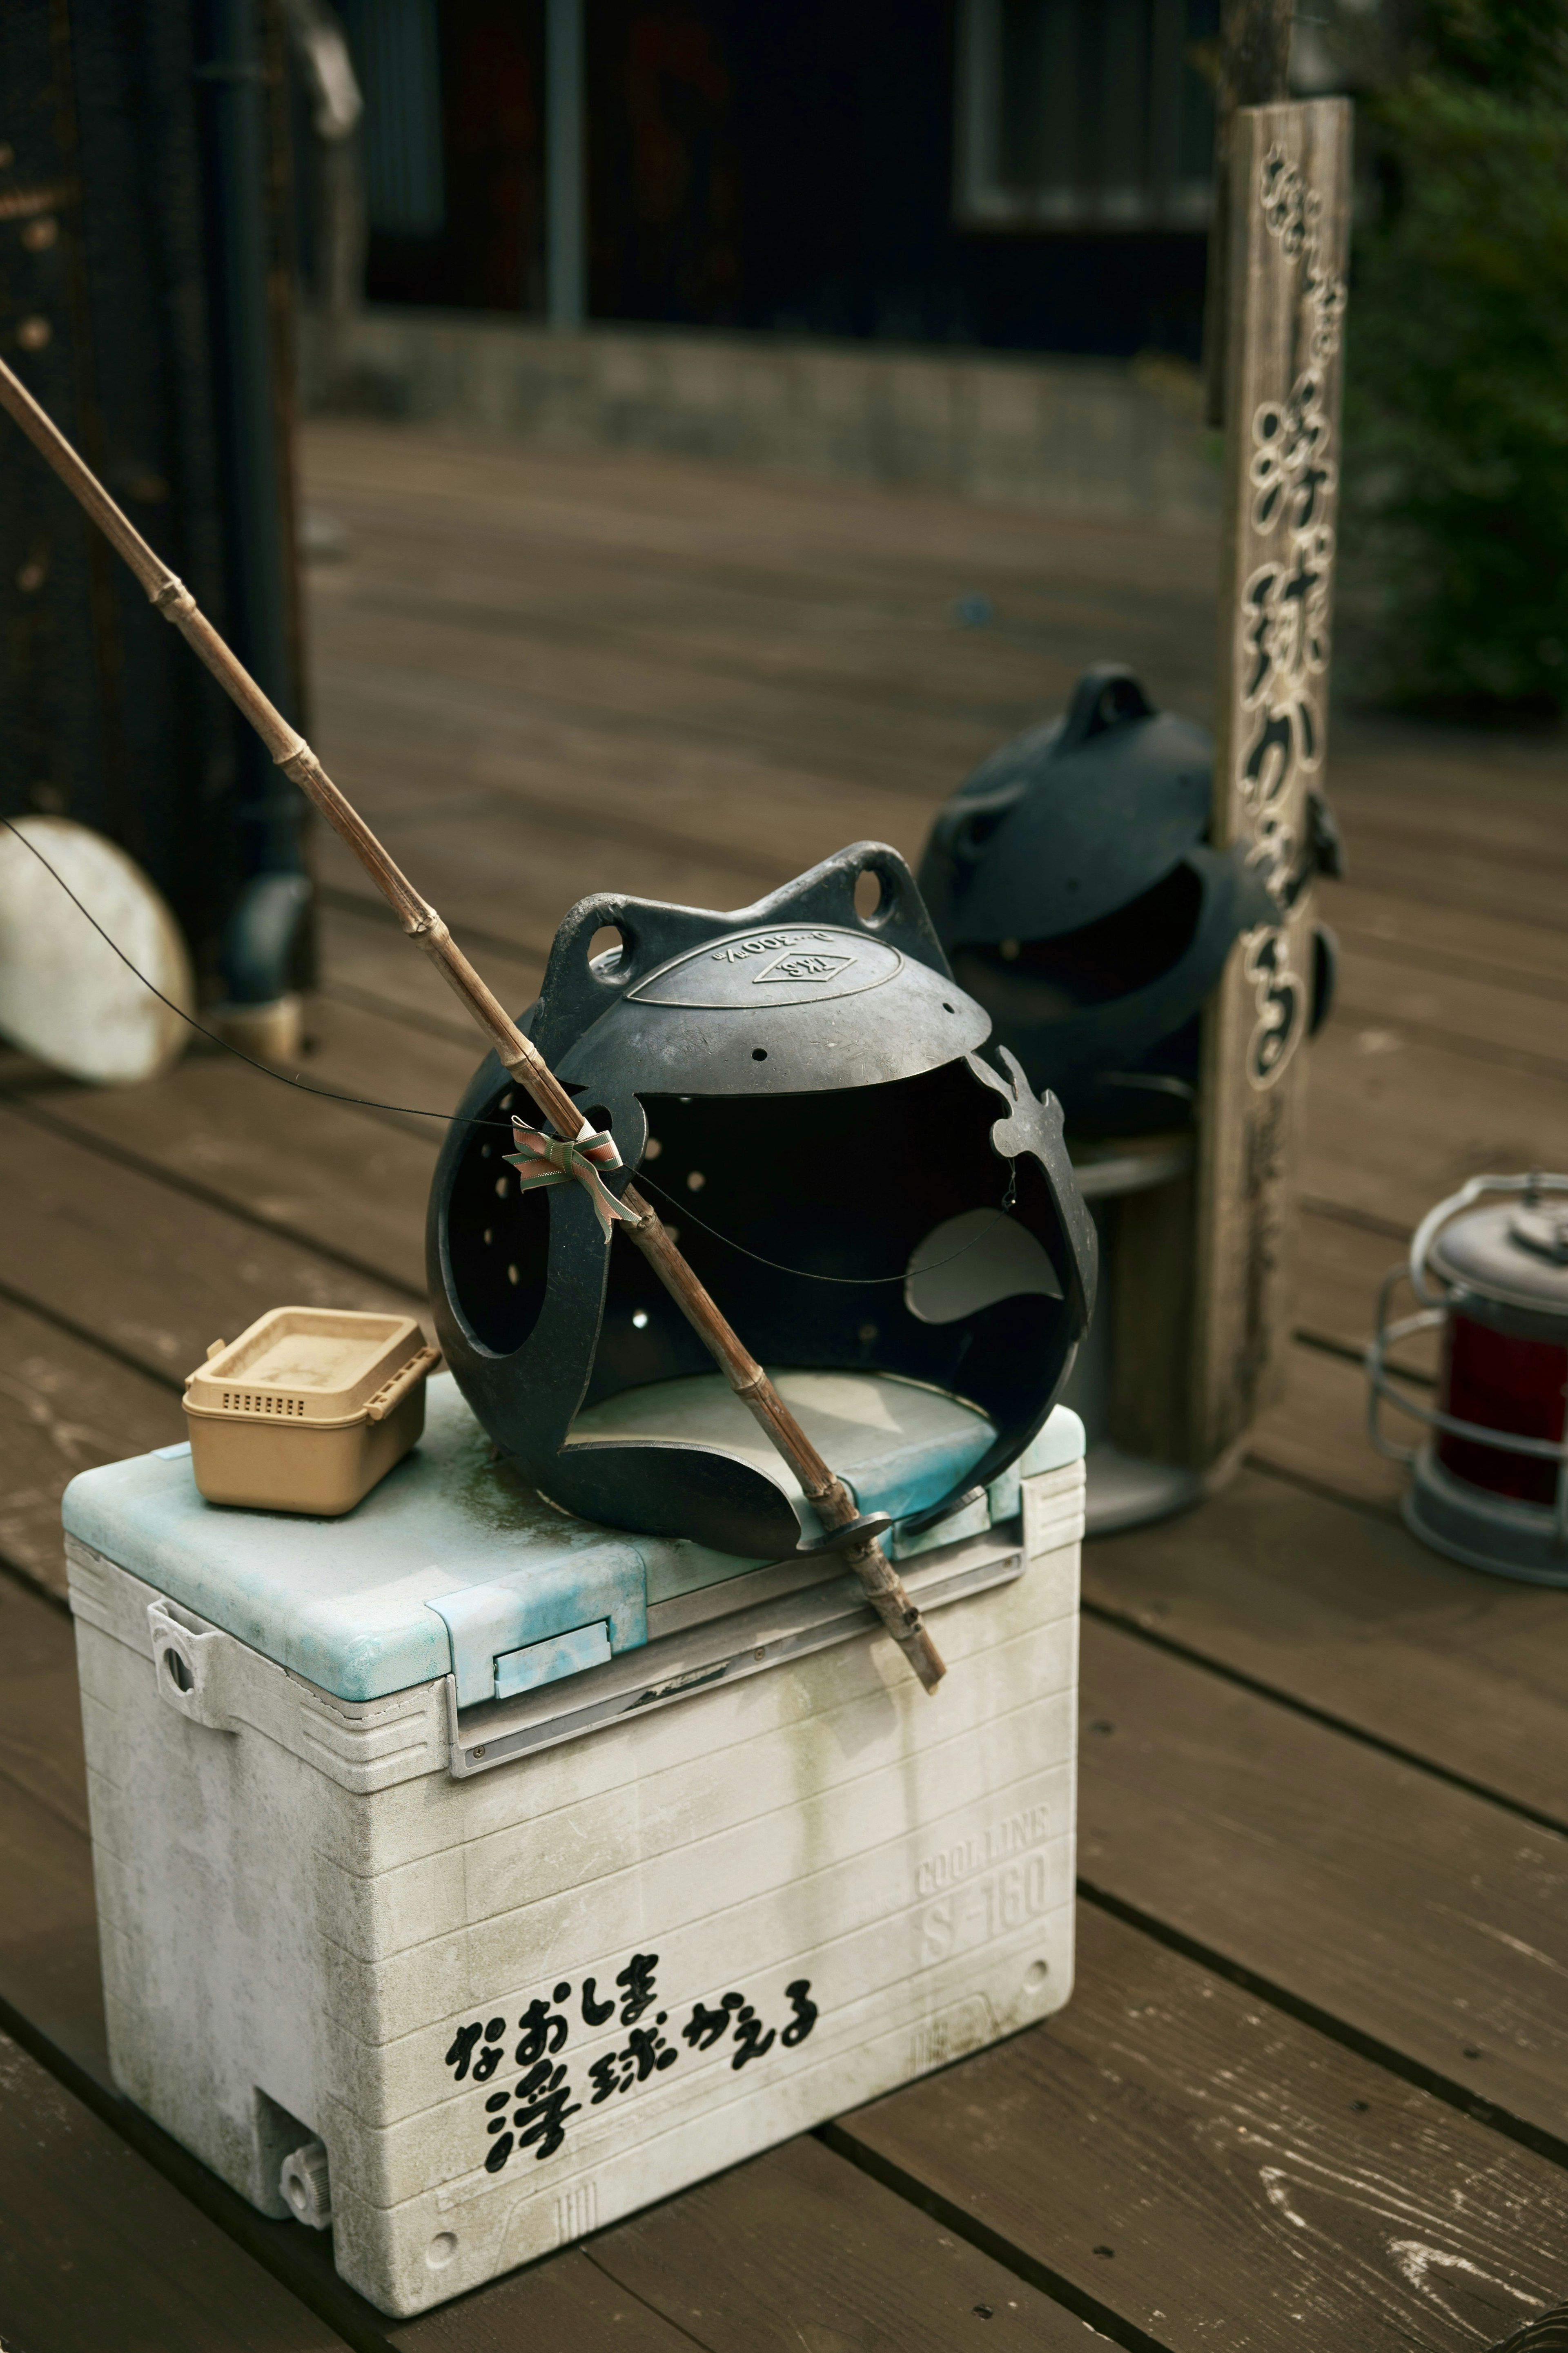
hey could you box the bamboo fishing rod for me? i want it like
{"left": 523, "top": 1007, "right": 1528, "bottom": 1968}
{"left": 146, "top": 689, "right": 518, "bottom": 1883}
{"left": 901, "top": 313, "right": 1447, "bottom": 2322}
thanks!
{"left": 0, "top": 354, "right": 945, "bottom": 1691}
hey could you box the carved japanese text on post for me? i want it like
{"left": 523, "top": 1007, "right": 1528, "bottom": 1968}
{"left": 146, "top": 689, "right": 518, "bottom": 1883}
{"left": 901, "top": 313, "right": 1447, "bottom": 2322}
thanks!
{"left": 1234, "top": 141, "right": 1347, "bottom": 1089}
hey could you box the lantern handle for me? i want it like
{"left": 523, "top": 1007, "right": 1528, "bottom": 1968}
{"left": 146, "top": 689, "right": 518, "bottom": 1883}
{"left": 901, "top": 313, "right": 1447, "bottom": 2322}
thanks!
{"left": 1408, "top": 1173, "right": 1568, "bottom": 1309}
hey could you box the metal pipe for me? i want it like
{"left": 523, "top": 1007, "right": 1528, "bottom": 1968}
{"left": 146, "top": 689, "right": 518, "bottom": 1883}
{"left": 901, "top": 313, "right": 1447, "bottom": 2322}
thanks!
{"left": 197, "top": 0, "right": 307, "bottom": 997}
{"left": 546, "top": 0, "right": 585, "bottom": 330}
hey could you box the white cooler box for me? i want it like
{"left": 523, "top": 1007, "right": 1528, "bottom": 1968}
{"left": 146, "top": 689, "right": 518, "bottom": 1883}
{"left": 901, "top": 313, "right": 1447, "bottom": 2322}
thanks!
{"left": 63, "top": 1371, "right": 1085, "bottom": 2319}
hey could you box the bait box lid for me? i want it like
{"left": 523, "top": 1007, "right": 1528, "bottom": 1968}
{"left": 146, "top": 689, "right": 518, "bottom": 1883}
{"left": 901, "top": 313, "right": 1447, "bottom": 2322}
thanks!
{"left": 184, "top": 1307, "right": 428, "bottom": 1429}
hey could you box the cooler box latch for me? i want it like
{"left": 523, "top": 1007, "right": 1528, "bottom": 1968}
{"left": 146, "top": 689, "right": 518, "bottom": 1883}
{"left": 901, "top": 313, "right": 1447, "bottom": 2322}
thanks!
{"left": 425, "top": 1540, "right": 646, "bottom": 1707}
{"left": 495, "top": 1623, "right": 611, "bottom": 1696}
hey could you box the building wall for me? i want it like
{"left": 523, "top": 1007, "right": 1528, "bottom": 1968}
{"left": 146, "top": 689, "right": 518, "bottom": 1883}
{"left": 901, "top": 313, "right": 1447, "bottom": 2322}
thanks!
{"left": 336, "top": 0, "right": 1216, "bottom": 364}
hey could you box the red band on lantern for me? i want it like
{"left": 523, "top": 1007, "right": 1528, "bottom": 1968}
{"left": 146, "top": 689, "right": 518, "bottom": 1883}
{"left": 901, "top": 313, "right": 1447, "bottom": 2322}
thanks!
{"left": 1438, "top": 1312, "right": 1568, "bottom": 1507}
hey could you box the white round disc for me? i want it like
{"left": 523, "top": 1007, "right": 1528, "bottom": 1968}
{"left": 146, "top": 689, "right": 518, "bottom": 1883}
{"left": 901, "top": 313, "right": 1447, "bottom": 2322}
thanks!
{"left": 0, "top": 816, "right": 196, "bottom": 1084}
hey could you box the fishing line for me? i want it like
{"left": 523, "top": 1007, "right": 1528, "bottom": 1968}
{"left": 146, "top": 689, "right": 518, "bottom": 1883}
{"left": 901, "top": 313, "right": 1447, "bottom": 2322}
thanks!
{"left": 0, "top": 815, "right": 511, "bottom": 1128}
{"left": 2, "top": 816, "right": 1026, "bottom": 1289}
{"left": 634, "top": 1168, "right": 1017, "bottom": 1287}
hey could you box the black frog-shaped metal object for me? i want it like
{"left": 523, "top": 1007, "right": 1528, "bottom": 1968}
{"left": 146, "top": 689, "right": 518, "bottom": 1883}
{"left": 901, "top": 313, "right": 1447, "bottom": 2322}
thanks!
{"left": 918, "top": 664, "right": 1341, "bottom": 1133}
{"left": 428, "top": 844, "right": 1096, "bottom": 1559}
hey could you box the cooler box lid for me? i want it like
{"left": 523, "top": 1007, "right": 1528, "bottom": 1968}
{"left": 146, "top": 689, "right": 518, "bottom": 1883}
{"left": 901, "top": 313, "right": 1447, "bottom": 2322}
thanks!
{"left": 63, "top": 1372, "right": 1079, "bottom": 1706}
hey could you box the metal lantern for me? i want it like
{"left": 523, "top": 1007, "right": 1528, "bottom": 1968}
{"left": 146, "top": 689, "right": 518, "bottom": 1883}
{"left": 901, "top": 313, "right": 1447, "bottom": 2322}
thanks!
{"left": 1369, "top": 1175, "right": 1568, "bottom": 1583}
{"left": 428, "top": 844, "right": 1097, "bottom": 1561}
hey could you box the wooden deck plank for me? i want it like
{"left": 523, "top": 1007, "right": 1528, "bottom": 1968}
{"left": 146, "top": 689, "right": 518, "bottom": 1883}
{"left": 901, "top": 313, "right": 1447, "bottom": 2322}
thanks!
{"left": 307, "top": 709, "right": 1568, "bottom": 1012}
{"left": 1301, "top": 1022, "right": 1568, "bottom": 1235}
{"left": 1332, "top": 936, "right": 1568, "bottom": 1083}
{"left": 12, "top": 1066, "right": 435, "bottom": 1304}
{"left": 305, "top": 616, "right": 987, "bottom": 819}
{"left": 300, "top": 427, "right": 1561, "bottom": 822}
{"left": 309, "top": 932, "right": 1443, "bottom": 1430}
{"left": 302, "top": 876, "right": 1564, "bottom": 1388}
{"left": 299, "top": 434, "right": 1221, "bottom": 805}
{"left": 300, "top": 422, "right": 1223, "bottom": 600}
{"left": 299, "top": 947, "right": 1445, "bottom": 1419}
{"left": 1079, "top": 1616, "right": 1568, "bottom": 2146}
{"left": 0, "top": 2025, "right": 351, "bottom": 2353}
{"left": 306, "top": 593, "right": 1026, "bottom": 810}
{"left": 315, "top": 687, "right": 1568, "bottom": 903}
{"left": 1292, "top": 1207, "right": 1428, "bottom": 1370}
{"left": 0, "top": 1104, "right": 419, "bottom": 1387}
{"left": 296, "top": 989, "right": 492, "bottom": 1142}
{"left": 313, "top": 695, "right": 935, "bottom": 896}
{"left": 307, "top": 769, "right": 787, "bottom": 969}
{"left": 0, "top": 1566, "right": 88, "bottom": 1837}
{"left": 302, "top": 924, "right": 1533, "bottom": 1436}
{"left": 388, "top": 2249, "right": 705, "bottom": 2352}
{"left": 1330, "top": 759, "right": 1568, "bottom": 865}
{"left": 300, "top": 428, "right": 1567, "bottom": 937}
{"left": 0, "top": 1767, "right": 109, "bottom": 2084}
{"left": 299, "top": 919, "right": 1496, "bottom": 1424}
{"left": 312, "top": 529, "right": 1124, "bottom": 716}
{"left": 299, "top": 924, "right": 1439, "bottom": 1420}
{"left": 1329, "top": 882, "right": 1568, "bottom": 999}
{"left": 5, "top": 978, "right": 1507, "bottom": 1497}
{"left": 0, "top": 1298, "right": 181, "bottom": 1600}
{"left": 310, "top": 563, "right": 1203, "bottom": 777}
{"left": 0, "top": 1572, "right": 103, "bottom": 2078}
{"left": 317, "top": 903, "right": 542, "bottom": 1050}
{"left": 833, "top": 1904, "right": 1568, "bottom": 2353}
{"left": 302, "top": 788, "right": 1566, "bottom": 1393}
{"left": 1319, "top": 831, "right": 1568, "bottom": 937}
{"left": 1246, "top": 1339, "right": 1407, "bottom": 1512}
{"left": 1082, "top": 1468, "right": 1568, "bottom": 1829}
{"left": 579, "top": 2136, "right": 1109, "bottom": 2352}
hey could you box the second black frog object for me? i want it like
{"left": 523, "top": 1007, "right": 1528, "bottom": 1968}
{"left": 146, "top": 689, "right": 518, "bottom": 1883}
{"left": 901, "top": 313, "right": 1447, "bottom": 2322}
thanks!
{"left": 918, "top": 664, "right": 1339, "bottom": 1133}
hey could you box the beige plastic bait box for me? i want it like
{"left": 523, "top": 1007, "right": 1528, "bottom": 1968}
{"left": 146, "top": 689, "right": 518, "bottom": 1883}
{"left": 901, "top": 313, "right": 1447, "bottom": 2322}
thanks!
{"left": 183, "top": 1308, "right": 437, "bottom": 1516}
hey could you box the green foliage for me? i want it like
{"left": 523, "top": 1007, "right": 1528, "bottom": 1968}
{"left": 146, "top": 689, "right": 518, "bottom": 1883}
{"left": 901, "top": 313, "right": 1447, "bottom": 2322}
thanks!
{"left": 1342, "top": 5, "right": 1568, "bottom": 716}
{"left": 1417, "top": 0, "right": 1568, "bottom": 98}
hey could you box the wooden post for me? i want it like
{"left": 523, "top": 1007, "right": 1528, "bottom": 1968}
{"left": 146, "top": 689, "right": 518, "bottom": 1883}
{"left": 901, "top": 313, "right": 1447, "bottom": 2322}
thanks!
{"left": 1201, "top": 0, "right": 1296, "bottom": 430}
{"left": 1189, "top": 97, "right": 1352, "bottom": 1473}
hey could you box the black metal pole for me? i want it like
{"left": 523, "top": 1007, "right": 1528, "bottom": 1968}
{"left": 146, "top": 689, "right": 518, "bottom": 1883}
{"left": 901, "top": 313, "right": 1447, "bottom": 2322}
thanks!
{"left": 197, "top": 0, "right": 308, "bottom": 1003}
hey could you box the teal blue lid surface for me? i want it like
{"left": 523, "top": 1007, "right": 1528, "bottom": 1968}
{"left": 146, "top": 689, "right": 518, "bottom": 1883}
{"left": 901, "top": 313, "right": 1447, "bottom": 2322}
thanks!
{"left": 570, "top": 1367, "right": 1002, "bottom": 1530}
{"left": 64, "top": 1378, "right": 650, "bottom": 1703}
{"left": 63, "top": 1374, "right": 1082, "bottom": 1703}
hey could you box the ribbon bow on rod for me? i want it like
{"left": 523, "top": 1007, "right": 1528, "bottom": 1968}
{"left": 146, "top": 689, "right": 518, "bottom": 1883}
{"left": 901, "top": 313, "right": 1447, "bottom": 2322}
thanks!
{"left": 506, "top": 1122, "right": 641, "bottom": 1244}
